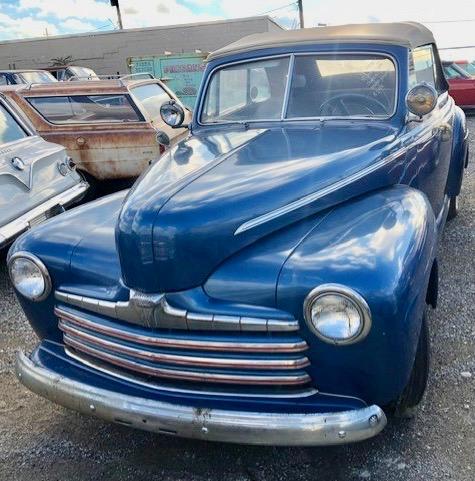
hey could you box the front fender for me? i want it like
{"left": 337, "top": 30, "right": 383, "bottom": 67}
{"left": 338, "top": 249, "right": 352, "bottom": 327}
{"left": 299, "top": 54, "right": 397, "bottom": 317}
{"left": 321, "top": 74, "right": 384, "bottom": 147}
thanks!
{"left": 276, "top": 185, "right": 437, "bottom": 405}
{"left": 446, "top": 105, "right": 468, "bottom": 197}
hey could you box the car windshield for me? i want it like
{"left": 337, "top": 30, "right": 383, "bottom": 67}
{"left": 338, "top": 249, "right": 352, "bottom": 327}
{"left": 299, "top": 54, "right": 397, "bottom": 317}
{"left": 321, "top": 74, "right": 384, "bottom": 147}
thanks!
{"left": 18, "top": 71, "right": 57, "bottom": 84}
{"left": 69, "top": 66, "right": 98, "bottom": 80}
{"left": 0, "top": 102, "right": 27, "bottom": 145}
{"left": 201, "top": 53, "right": 396, "bottom": 124}
{"left": 27, "top": 94, "right": 143, "bottom": 124}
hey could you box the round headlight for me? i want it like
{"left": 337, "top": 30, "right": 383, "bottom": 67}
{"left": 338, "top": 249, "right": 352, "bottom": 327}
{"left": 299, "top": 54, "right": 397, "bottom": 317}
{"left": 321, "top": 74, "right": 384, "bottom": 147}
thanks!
{"left": 8, "top": 252, "right": 51, "bottom": 302}
{"left": 160, "top": 100, "right": 185, "bottom": 128}
{"left": 304, "top": 284, "right": 371, "bottom": 345}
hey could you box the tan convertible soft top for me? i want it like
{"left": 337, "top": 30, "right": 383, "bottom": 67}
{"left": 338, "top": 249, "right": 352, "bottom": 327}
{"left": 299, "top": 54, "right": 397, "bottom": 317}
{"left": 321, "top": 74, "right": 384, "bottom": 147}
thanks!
{"left": 208, "top": 22, "right": 435, "bottom": 61}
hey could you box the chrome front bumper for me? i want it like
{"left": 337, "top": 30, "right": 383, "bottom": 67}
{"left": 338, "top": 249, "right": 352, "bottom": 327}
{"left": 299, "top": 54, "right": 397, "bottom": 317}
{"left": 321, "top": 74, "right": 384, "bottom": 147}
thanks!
{"left": 16, "top": 351, "right": 387, "bottom": 446}
{"left": 0, "top": 181, "right": 88, "bottom": 249}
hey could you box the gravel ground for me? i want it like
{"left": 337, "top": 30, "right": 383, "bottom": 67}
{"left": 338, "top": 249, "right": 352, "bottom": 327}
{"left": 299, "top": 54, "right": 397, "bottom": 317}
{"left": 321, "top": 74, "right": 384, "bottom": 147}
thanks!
{"left": 0, "top": 119, "right": 474, "bottom": 481}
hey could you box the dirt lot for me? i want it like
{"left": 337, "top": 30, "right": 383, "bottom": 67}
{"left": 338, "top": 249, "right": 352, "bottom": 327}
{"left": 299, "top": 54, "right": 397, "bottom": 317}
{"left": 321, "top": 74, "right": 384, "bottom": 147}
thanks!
{"left": 0, "top": 119, "right": 474, "bottom": 481}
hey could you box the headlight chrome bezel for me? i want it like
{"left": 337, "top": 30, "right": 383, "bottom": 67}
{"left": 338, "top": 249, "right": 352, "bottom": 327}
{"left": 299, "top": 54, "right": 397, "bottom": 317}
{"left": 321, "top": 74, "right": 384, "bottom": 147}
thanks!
{"left": 303, "top": 284, "right": 372, "bottom": 346}
{"left": 8, "top": 251, "right": 52, "bottom": 302}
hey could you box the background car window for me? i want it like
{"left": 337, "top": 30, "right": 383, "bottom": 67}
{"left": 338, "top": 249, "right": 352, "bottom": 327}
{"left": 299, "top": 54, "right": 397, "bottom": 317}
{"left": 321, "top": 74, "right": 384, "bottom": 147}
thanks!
{"left": 409, "top": 46, "right": 437, "bottom": 89}
{"left": 18, "top": 71, "right": 57, "bottom": 84}
{"left": 131, "top": 83, "right": 171, "bottom": 121}
{"left": 443, "top": 65, "right": 463, "bottom": 79}
{"left": 0, "top": 74, "right": 8, "bottom": 86}
{"left": 27, "top": 95, "right": 143, "bottom": 124}
{"left": 202, "top": 57, "right": 290, "bottom": 123}
{"left": 287, "top": 54, "right": 396, "bottom": 118}
{"left": 0, "top": 103, "right": 27, "bottom": 144}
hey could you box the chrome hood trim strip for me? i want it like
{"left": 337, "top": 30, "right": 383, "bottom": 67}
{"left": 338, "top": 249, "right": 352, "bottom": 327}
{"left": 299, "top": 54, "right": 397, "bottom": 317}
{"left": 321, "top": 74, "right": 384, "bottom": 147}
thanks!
{"left": 55, "top": 290, "right": 299, "bottom": 332}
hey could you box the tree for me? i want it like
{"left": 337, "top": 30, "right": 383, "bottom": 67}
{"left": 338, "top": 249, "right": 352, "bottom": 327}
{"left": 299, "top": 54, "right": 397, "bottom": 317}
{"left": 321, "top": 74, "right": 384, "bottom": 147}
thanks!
{"left": 50, "top": 56, "right": 74, "bottom": 67}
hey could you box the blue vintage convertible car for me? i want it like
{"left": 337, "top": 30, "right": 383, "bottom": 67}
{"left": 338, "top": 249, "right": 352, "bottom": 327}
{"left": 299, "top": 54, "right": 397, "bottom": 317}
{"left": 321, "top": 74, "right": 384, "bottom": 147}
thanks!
{"left": 9, "top": 22, "right": 468, "bottom": 445}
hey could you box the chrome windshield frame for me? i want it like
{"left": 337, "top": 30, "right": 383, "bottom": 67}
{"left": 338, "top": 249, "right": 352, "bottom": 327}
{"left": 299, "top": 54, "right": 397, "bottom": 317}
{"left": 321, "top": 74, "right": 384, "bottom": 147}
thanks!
{"left": 197, "top": 51, "right": 399, "bottom": 126}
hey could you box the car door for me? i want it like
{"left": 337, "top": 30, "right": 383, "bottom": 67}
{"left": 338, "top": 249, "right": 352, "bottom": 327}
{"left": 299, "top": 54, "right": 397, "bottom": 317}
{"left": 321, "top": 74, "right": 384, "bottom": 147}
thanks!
{"left": 406, "top": 45, "right": 453, "bottom": 220}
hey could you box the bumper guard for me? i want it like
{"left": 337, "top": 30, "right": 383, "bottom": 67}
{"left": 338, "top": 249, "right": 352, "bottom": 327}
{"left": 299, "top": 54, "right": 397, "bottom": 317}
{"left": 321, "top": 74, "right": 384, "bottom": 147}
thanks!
{"left": 16, "top": 351, "right": 387, "bottom": 446}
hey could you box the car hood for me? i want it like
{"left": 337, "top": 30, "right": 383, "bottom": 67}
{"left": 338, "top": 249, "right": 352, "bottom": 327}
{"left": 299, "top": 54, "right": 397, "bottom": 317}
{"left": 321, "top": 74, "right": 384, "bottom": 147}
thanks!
{"left": 117, "top": 124, "right": 400, "bottom": 293}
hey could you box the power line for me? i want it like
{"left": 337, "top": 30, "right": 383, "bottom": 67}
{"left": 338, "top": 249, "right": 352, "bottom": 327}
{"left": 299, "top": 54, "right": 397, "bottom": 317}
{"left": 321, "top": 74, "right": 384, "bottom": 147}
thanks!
{"left": 423, "top": 18, "right": 475, "bottom": 24}
{"left": 259, "top": 2, "right": 298, "bottom": 16}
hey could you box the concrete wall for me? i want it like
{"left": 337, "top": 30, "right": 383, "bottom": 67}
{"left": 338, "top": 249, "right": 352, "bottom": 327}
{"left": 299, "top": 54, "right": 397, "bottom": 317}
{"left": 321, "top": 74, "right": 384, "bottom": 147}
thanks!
{"left": 0, "top": 16, "right": 282, "bottom": 75}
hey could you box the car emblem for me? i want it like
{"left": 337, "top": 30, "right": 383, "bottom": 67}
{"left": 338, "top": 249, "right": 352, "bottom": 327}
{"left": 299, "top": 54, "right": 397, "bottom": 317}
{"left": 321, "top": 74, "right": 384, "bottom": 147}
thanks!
{"left": 11, "top": 157, "right": 25, "bottom": 171}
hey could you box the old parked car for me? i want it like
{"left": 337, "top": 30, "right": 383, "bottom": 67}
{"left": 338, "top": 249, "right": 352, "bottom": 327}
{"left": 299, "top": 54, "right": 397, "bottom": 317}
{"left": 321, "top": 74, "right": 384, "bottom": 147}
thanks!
{"left": 44, "top": 65, "right": 99, "bottom": 81}
{"left": 0, "top": 94, "right": 87, "bottom": 249}
{"left": 442, "top": 60, "right": 475, "bottom": 109}
{"left": 0, "top": 76, "right": 191, "bottom": 190}
{"left": 0, "top": 70, "right": 57, "bottom": 85}
{"left": 10, "top": 22, "right": 468, "bottom": 446}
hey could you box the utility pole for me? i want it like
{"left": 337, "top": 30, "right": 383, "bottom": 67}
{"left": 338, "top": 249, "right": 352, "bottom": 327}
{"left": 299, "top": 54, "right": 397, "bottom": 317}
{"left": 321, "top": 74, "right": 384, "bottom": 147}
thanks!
{"left": 297, "top": 0, "right": 304, "bottom": 29}
{"left": 110, "top": 0, "right": 123, "bottom": 30}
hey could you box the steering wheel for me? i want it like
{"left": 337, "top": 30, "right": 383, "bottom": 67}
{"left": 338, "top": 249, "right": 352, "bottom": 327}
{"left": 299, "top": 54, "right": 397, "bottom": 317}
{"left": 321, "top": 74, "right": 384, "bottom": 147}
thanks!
{"left": 319, "top": 93, "right": 388, "bottom": 117}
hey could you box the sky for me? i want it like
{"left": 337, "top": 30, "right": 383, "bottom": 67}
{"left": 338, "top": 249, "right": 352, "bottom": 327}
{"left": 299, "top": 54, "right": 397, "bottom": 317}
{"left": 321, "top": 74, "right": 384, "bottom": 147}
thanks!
{"left": 0, "top": 0, "right": 475, "bottom": 59}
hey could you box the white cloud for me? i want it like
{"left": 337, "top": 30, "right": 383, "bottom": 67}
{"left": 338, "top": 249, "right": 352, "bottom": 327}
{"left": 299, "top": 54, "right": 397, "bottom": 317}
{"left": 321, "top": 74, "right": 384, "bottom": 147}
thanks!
{"left": 0, "top": 12, "right": 59, "bottom": 40}
{"left": 19, "top": 0, "right": 112, "bottom": 21}
{"left": 61, "top": 18, "right": 97, "bottom": 32}
{"left": 117, "top": 0, "right": 219, "bottom": 28}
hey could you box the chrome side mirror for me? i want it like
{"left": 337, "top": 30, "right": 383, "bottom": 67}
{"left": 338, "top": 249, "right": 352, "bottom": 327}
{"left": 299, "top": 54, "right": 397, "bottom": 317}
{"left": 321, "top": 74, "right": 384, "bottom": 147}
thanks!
{"left": 160, "top": 100, "right": 185, "bottom": 128}
{"left": 406, "top": 83, "right": 437, "bottom": 119}
{"left": 155, "top": 130, "right": 170, "bottom": 147}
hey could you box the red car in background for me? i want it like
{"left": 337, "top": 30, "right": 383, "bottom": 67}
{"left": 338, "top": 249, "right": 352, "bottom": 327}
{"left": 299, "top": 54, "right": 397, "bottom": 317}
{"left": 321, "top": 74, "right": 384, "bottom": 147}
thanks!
{"left": 454, "top": 60, "right": 475, "bottom": 76}
{"left": 442, "top": 61, "right": 475, "bottom": 109}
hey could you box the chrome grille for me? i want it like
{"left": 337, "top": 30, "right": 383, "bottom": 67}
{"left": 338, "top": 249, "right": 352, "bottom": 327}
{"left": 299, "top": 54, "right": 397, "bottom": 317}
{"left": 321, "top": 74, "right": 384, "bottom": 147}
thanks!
{"left": 55, "top": 306, "right": 313, "bottom": 394}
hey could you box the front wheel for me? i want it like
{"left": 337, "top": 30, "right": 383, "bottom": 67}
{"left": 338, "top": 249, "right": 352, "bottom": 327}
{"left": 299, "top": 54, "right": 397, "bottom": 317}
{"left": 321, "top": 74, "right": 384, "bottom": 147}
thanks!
{"left": 388, "top": 312, "right": 430, "bottom": 418}
{"left": 447, "top": 196, "right": 459, "bottom": 221}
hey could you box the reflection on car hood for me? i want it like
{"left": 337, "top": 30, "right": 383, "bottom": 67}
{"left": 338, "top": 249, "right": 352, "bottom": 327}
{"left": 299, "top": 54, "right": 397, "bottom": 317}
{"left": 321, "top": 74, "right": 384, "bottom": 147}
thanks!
{"left": 117, "top": 124, "right": 400, "bottom": 293}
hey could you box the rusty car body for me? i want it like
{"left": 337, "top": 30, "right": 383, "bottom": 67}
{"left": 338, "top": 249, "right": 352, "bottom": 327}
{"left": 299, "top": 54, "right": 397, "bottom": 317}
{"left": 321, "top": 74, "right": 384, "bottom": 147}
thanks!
{"left": 0, "top": 77, "right": 191, "bottom": 184}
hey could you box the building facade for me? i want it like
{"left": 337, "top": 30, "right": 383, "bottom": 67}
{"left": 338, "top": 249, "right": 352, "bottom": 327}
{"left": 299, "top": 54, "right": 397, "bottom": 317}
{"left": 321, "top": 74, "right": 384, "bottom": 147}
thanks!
{"left": 0, "top": 16, "right": 282, "bottom": 75}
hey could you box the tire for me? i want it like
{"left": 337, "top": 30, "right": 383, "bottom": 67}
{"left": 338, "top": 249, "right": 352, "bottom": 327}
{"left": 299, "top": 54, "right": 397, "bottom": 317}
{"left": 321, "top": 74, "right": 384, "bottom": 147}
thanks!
{"left": 447, "top": 195, "right": 459, "bottom": 221}
{"left": 389, "top": 312, "right": 430, "bottom": 418}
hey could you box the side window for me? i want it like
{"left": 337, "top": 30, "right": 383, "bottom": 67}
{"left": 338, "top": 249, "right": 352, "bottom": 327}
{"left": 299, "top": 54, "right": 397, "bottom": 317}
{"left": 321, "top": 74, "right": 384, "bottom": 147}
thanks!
{"left": 409, "top": 46, "right": 437, "bottom": 89}
{"left": 0, "top": 75, "right": 8, "bottom": 86}
{"left": 443, "top": 65, "right": 463, "bottom": 79}
{"left": 27, "top": 95, "right": 143, "bottom": 123}
{"left": 0, "top": 103, "right": 27, "bottom": 144}
{"left": 130, "top": 83, "right": 171, "bottom": 121}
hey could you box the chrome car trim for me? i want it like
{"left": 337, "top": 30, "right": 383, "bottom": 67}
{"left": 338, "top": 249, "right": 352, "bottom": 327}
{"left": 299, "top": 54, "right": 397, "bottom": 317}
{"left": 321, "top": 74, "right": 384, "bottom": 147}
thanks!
{"left": 55, "top": 290, "right": 299, "bottom": 332}
{"left": 0, "top": 181, "right": 88, "bottom": 248}
{"left": 54, "top": 308, "right": 308, "bottom": 353}
{"left": 59, "top": 321, "right": 310, "bottom": 370}
{"left": 16, "top": 351, "right": 387, "bottom": 446}
{"left": 65, "top": 348, "right": 318, "bottom": 399}
{"left": 63, "top": 338, "right": 311, "bottom": 386}
{"left": 8, "top": 251, "right": 52, "bottom": 302}
{"left": 234, "top": 144, "right": 407, "bottom": 235}
{"left": 303, "top": 284, "right": 372, "bottom": 346}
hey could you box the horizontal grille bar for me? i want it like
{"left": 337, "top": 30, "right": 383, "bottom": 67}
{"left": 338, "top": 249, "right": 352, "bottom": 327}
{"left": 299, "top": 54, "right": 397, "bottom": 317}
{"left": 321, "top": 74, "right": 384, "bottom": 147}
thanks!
{"left": 64, "top": 336, "right": 311, "bottom": 386}
{"left": 65, "top": 347, "right": 318, "bottom": 398}
{"left": 55, "top": 290, "right": 299, "bottom": 332}
{"left": 59, "top": 320, "right": 310, "bottom": 370}
{"left": 55, "top": 308, "right": 308, "bottom": 353}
